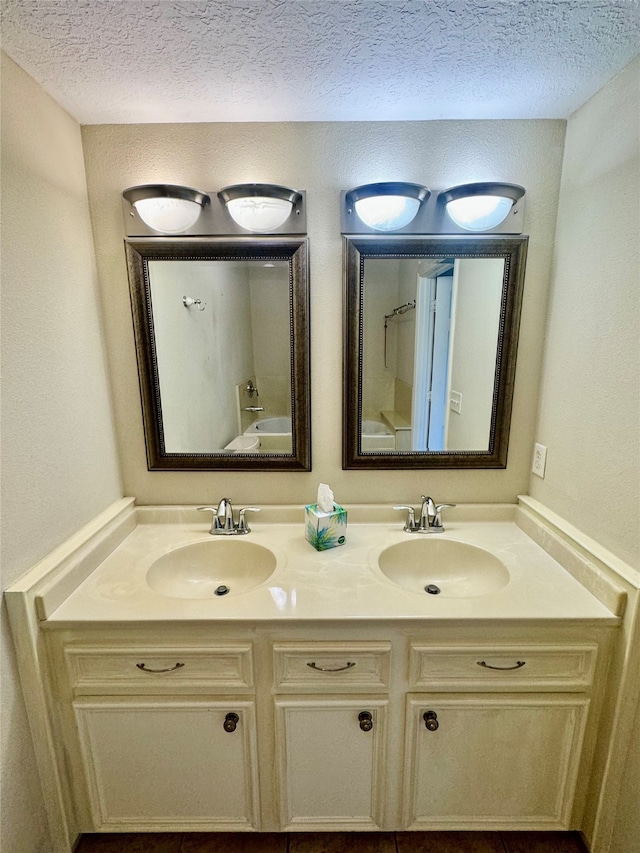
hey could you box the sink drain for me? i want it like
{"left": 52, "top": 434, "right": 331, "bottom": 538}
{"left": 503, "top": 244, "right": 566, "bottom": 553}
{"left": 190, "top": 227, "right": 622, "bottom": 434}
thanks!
{"left": 425, "top": 584, "right": 441, "bottom": 595}
{"left": 215, "top": 585, "right": 230, "bottom": 596}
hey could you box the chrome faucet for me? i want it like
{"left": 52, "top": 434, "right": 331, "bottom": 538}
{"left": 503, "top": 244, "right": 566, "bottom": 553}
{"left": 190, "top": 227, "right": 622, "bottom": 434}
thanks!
{"left": 393, "top": 495, "right": 456, "bottom": 534}
{"left": 197, "top": 498, "right": 260, "bottom": 535}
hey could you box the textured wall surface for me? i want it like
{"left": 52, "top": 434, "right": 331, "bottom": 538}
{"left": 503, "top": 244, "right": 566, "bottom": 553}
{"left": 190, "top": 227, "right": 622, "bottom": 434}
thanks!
{"left": 527, "top": 54, "right": 640, "bottom": 853}
{"left": 82, "top": 118, "right": 565, "bottom": 506}
{"left": 529, "top": 56, "right": 640, "bottom": 568}
{"left": 0, "top": 52, "right": 123, "bottom": 853}
{"left": 2, "top": 0, "right": 639, "bottom": 124}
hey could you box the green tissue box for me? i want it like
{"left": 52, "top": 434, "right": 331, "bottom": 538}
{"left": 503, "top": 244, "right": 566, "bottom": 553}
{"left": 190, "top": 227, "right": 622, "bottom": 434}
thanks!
{"left": 305, "top": 503, "right": 348, "bottom": 551}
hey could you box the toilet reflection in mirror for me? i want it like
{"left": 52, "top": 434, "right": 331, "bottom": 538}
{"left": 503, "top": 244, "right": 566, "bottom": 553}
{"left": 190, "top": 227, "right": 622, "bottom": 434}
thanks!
{"left": 362, "top": 256, "right": 504, "bottom": 452}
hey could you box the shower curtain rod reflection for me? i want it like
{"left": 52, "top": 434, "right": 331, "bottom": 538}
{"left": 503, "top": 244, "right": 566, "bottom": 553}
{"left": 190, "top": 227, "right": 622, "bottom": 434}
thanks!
{"left": 384, "top": 300, "right": 416, "bottom": 368}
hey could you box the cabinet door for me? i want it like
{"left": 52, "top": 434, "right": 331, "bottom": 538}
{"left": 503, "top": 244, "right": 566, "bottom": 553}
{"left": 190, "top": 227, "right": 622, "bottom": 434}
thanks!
{"left": 74, "top": 698, "right": 259, "bottom": 831}
{"left": 275, "top": 697, "right": 388, "bottom": 830}
{"left": 404, "top": 694, "right": 589, "bottom": 831}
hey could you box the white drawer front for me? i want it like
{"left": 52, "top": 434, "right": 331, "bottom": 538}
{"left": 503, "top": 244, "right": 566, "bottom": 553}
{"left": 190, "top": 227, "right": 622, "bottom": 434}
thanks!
{"left": 409, "top": 644, "right": 597, "bottom": 691}
{"left": 273, "top": 642, "right": 391, "bottom": 691}
{"left": 65, "top": 644, "right": 253, "bottom": 693}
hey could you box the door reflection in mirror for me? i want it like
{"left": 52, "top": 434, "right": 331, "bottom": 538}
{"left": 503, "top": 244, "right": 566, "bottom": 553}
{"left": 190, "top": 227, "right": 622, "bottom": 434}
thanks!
{"left": 362, "top": 257, "right": 505, "bottom": 453}
{"left": 148, "top": 260, "right": 292, "bottom": 454}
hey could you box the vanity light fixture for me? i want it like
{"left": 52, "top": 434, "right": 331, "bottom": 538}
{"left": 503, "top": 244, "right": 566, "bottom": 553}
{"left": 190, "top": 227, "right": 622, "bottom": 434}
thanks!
{"left": 218, "top": 183, "right": 303, "bottom": 233}
{"left": 345, "top": 182, "right": 430, "bottom": 232}
{"left": 122, "top": 184, "right": 210, "bottom": 234}
{"left": 438, "top": 182, "right": 525, "bottom": 232}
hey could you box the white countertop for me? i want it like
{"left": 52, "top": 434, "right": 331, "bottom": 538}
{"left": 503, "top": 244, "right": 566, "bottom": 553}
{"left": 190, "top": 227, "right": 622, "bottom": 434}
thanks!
{"left": 43, "top": 510, "right": 619, "bottom": 626}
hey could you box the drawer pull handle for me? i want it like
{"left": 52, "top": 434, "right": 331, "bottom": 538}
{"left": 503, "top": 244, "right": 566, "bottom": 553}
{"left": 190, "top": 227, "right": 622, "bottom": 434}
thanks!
{"left": 424, "top": 711, "right": 439, "bottom": 731}
{"left": 223, "top": 712, "right": 239, "bottom": 733}
{"left": 307, "top": 661, "right": 356, "bottom": 672}
{"left": 359, "top": 711, "right": 373, "bottom": 732}
{"left": 477, "top": 660, "right": 526, "bottom": 671}
{"left": 136, "top": 662, "right": 185, "bottom": 673}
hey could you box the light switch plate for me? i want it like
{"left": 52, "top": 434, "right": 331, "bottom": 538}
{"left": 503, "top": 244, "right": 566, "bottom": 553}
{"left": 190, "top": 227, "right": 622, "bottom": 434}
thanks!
{"left": 532, "top": 443, "right": 547, "bottom": 478}
{"left": 450, "top": 390, "right": 462, "bottom": 414}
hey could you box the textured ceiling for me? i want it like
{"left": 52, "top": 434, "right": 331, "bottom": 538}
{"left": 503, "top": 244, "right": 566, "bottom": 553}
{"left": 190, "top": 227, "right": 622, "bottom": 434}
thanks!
{"left": 2, "top": 0, "right": 639, "bottom": 124}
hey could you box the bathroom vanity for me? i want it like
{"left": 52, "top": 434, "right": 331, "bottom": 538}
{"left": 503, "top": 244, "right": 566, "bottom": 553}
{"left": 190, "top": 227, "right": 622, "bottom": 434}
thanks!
{"left": 6, "top": 499, "right": 632, "bottom": 852}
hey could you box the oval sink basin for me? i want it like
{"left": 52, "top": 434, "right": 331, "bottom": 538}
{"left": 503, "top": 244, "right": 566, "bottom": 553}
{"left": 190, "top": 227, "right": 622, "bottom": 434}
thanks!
{"left": 377, "top": 539, "right": 510, "bottom": 598}
{"left": 146, "top": 539, "right": 277, "bottom": 599}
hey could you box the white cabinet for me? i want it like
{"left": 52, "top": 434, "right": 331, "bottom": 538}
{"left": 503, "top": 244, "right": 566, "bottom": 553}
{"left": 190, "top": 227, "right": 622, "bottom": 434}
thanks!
{"left": 403, "top": 694, "right": 590, "bottom": 830}
{"left": 50, "top": 630, "right": 603, "bottom": 837}
{"left": 61, "top": 641, "right": 259, "bottom": 831}
{"left": 272, "top": 642, "right": 391, "bottom": 830}
{"left": 403, "top": 642, "right": 597, "bottom": 831}
{"left": 74, "top": 698, "right": 259, "bottom": 831}
{"left": 275, "top": 697, "right": 388, "bottom": 830}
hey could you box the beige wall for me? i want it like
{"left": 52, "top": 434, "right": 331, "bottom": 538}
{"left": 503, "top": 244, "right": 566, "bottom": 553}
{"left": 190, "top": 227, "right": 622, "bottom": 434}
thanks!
{"left": 530, "top": 56, "right": 640, "bottom": 852}
{"left": 0, "top": 53, "right": 123, "bottom": 853}
{"left": 529, "top": 56, "right": 640, "bottom": 569}
{"left": 82, "top": 118, "right": 565, "bottom": 506}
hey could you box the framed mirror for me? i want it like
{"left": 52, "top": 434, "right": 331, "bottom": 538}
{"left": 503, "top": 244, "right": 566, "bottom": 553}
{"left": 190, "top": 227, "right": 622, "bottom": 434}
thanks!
{"left": 126, "top": 237, "right": 310, "bottom": 470}
{"left": 343, "top": 235, "right": 528, "bottom": 469}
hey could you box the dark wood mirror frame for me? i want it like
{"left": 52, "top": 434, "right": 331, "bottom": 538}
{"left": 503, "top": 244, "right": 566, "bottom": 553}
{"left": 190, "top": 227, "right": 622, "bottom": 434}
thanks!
{"left": 343, "top": 235, "right": 528, "bottom": 470}
{"left": 126, "top": 237, "right": 311, "bottom": 471}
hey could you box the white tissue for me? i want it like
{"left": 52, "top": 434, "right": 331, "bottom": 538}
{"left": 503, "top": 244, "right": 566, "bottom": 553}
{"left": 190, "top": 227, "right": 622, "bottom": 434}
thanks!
{"left": 317, "top": 483, "right": 335, "bottom": 513}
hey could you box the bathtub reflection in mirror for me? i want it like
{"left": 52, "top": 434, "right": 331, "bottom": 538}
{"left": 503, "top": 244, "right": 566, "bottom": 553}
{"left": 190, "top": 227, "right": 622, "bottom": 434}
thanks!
{"left": 343, "top": 236, "right": 528, "bottom": 469}
{"left": 126, "top": 238, "right": 310, "bottom": 471}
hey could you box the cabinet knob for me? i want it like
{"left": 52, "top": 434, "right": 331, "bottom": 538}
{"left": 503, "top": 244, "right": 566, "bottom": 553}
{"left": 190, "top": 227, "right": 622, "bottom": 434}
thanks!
{"left": 223, "top": 712, "right": 239, "bottom": 733}
{"left": 423, "top": 710, "right": 439, "bottom": 731}
{"left": 358, "top": 711, "right": 373, "bottom": 732}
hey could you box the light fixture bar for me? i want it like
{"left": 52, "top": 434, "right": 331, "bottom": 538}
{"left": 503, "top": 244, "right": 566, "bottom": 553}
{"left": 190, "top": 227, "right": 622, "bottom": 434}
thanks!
{"left": 122, "top": 184, "right": 307, "bottom": 236}
{"left": 341, "top": 181, "right": 525, "bottom": 234}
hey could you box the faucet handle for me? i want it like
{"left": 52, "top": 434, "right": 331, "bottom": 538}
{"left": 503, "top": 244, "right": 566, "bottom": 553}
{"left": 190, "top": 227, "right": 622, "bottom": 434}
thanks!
{"left": 197, "top": 506, "right": 218, "bottom": 533}
{"left": 237, "top": 506, "right": 260, "bottom": 532}
{"left": 433, "top": 503, "right": 456, "bottom": 527}
{"left": 393, "top": 505, "right": 416, "bottom": 531}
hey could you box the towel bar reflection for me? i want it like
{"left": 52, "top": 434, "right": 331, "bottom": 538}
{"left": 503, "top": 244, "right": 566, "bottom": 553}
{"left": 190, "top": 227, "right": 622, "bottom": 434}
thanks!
{"left": 183, "top": 296, "right": 206, "bottom": 311}
{"left": 384, "top": 300, "right": 416, "bottom": 368}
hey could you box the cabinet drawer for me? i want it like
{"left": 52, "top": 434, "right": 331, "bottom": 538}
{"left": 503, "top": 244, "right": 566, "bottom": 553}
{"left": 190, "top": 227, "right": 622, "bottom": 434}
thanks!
{"left": 273, "top": 643, "right": 391, "bottom": 691}
{"left": 409, "top": 644, "right": 597, "bottom": 691}
{"left": 65, "top": 644, "right": 253, "bottom": 693}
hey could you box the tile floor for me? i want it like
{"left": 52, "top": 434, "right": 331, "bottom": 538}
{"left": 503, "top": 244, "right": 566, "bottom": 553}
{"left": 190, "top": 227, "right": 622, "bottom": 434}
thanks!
{"left": 75, "top": 831, "right": 590, "bottom": 853}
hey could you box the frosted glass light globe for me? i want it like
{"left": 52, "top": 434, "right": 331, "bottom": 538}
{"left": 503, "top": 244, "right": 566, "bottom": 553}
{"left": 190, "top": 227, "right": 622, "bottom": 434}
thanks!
{"left": 445, "top": 195, "right": 513, "bottom": 232}
{"left": 226, "top": 196, "right": 293, "bottom": 232}
{"left": 354, "top": 195, "right": 421, "bottom": 231}
{"left": 133, "top": 197, "right": 203, "bottom": 234}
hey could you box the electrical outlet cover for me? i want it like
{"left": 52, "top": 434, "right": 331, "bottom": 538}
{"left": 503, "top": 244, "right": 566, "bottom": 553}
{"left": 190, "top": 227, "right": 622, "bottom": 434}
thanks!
{"left": 532, "top": 443, "right": 547, "bottom": 478}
